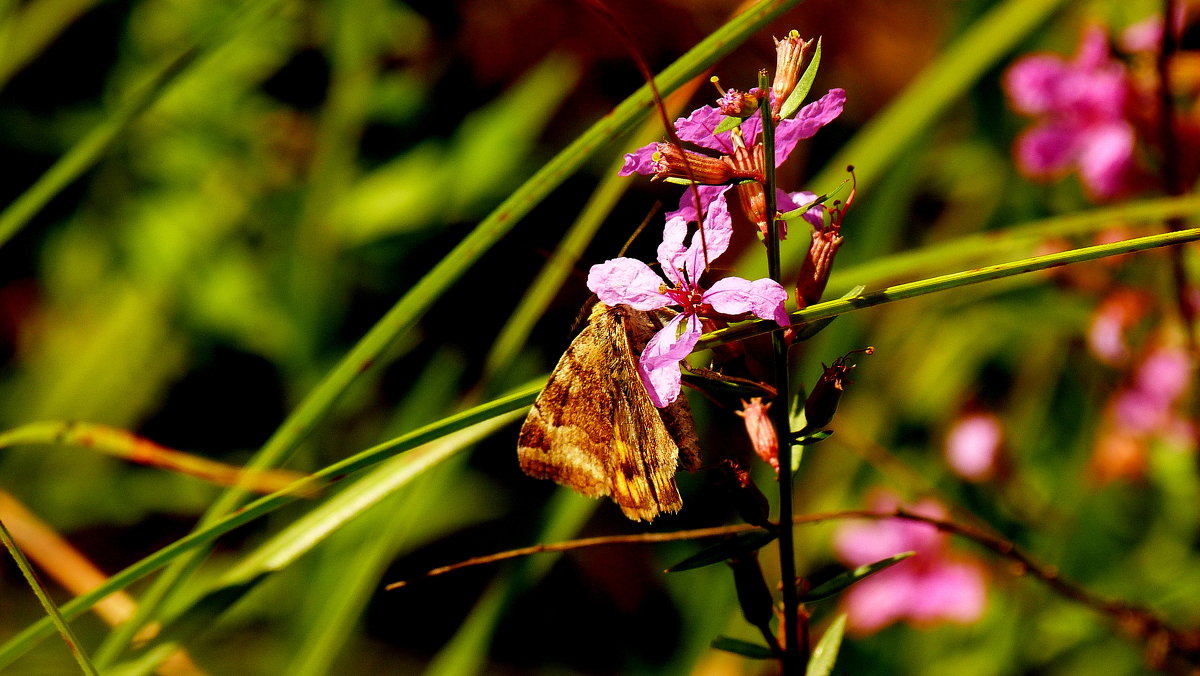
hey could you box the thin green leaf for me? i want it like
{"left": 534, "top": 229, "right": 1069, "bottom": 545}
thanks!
{"left": 711, "top": 636, "right": 775, "bottom": 660}
{"left": 778, "top": 36, "right": 821, "bottom": 120}
{"left": 793, "top": 429, "right": 832, "bottom": 446}
{"left": 800, "top": 551, "right": 914, "bottom": 602}
{"left": 667, "top": 530, "right": 778, "bottom": 572}
{"left": 0, "top": 518, "right": 98, "bottom": 676}
{"left": 805, "top": 613, "right": 847, "bottom": 676}
{"left": 700, "top": 226, "right": 1200, "bottom": 350}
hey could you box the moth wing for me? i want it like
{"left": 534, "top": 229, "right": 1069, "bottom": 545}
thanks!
{"left": 517, "top": 305, "right": 684, "bottom": 521}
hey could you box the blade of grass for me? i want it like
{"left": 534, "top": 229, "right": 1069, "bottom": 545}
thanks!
{"left": 827, "top": 193, "right": 1200, "bottom": 290}
{"left": 0, "top": 517, "right": 98, "bottom": 676}
{"left": 0, "top": 0, "right": 100, "bottom": 89}
{"left": 0, "top": 421, "right": 309, "bottom": 494}
{"left": 0, "top": 0, "right": 288, "bottom": 248}
{"left": 0, "top": 382, "right": 540, "bottom": 669}
{"left": 703, "top": 226, "right": 1200, "bottom": 349}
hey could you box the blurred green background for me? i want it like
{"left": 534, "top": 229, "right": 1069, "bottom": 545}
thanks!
{"left": 0, "top": 0, "right": 1197, "bottom": 674}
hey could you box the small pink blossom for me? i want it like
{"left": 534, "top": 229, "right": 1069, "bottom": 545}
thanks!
{"left": 833, "top": 491, "right": 987, "bottom": 634}
{"left": 945, "top": 412, "right": 1003, "bottom": 482}
{"left": 586, "top": 206, "right": 789, "bottom": 407}
{"left": 1004, "top": 27, "right": 1135, "bottom": 199}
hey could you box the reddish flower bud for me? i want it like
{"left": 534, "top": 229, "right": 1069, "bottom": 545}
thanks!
{"left": 736, "top": 398, "right": 779, "bottom": 473}
{"left": 652, "top": 143, "right": 736, "bottom": 184}
{"left": 772, "top": 31, "right": 816, "bottom": 117}
{"left": 802, "top": 348, "right": 873, "bottom": 432}
{"left": 717, "top": 88, "right": 761, "bottom": 118}
{"left": 795, "top": 226, "right": 843, "bottom": 308}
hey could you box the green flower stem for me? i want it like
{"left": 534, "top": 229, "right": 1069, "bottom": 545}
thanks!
{"left": 0, "top": 518, "right": 98, "bottom": 676}
{"left": 700, "top": 226, "right": 1200, "bottom": 350}
{"left": 0, "top": 384, "right": 540, "bottom": 670}
{"left": 760, "top": 70, "right": 804, "bottom": 673}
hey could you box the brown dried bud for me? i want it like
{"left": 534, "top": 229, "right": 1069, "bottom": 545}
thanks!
{"left": 736, "top": 398, "right": 779, "bottom": 473}
{"left": 795, "top": 226, "right": 843, "bottom": 308}
{"left": 802, "top": 348, "right": 872, "bottom": 432}
{"left": 772, "top": 31, "right": 816, "bottom": 117}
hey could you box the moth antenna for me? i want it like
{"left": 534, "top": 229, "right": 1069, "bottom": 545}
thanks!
{"left": 578, "top": 0, "right": 706, "bottom": 270}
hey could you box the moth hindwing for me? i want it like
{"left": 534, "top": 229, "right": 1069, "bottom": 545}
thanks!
{"left": 517, "top": 303, "right": 700, "bottom": 521}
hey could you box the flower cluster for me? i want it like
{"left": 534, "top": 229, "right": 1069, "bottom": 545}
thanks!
{"left": 833, "top": 491, "right": 988, "bottom": 634}
{"left": 590, "top": 36, "right": 846, "bottom": 408}
{"left": 1003, "top": 26, "right": 1135, "bottom": 199}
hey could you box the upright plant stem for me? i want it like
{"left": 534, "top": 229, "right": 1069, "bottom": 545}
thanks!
{"left": 759, "top": 70, "right": 803, "bottom": 673}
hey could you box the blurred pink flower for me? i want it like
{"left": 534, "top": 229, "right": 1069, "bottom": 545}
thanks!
{"left": 833, "top": 492, "right": 987, "bottom": 634}
{"left": 1087, "top": 288, "right": 1150, "bottom": 364}
{"left": 945, "top": 412, "right": 1003, "bottom": 482}
{"left": 1093, "top": 342, "right": 1197, "bottom": 482}
{"left": 1120, "top": 5, "right": 1188, "bottom": 53}
{"left": 1004, "top": 26, "right": 1135, "bottom": 199}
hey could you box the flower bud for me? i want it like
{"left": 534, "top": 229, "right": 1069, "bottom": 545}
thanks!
{"left": 795, "top": 225, "right": 843, "bottom": 308}
{"left": 772, "top": 31, "right": 816, "bottom": 117}
{"left": 652, "top": 143, "right": 735, "bottom": 184}
{"left": 717, "top": 88, "right": 761, "bottom": 118}
{"left": 736, "top": 398, "right": 779, "bottom": 473}
{"left": 802, "top": 348, "right": 872, "bottom": 432}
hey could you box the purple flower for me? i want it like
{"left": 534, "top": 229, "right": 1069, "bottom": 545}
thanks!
{"left": 833, "top": 492, "right": 987, "bottom": 634}
{"left": 619, "top": 89, "right": 846, "bottom": 234}
{"left": 1004, "top": 27, "right": 1135, "bottom": 199}
{"left": 586, "top": 203, "right": 790, "bottom": 407}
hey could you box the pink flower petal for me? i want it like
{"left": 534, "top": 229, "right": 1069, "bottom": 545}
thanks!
{"left": 619, "top": 144, "right": 659, "bottom": 176}
{"left": 638, "top": 314, "right": 702, "bottom": 407}
{"left": 586, "top": 258, "right": 670, "bottom": 311}
{"left": 1077, "top": 122, "right": 1134, "bottom": 198}
{"left": 774, "top": 89, "right": 846, "bottom": 165}
{"left": 843, "top": 570, "right": 914, "bottom": 634}
{"left": 909, "top": 560, "right": 988, "bottom": 624}
{"left": 672, "top": 105, "right": 731, "bottom": 152}
{"left": 667, "top": 184, "right": 729, "bottom": 225}
{"left": 704, "top": 277, "right": 789, "bottom": 326}
{"left": 1015, "top": 122, "right": 1080, "bottom": 175}
{"left": 783, "top": 190, "right": 826, "bottom": 229}
{"left": 1005, "top": 55, "right": 1069, "bottom": 115}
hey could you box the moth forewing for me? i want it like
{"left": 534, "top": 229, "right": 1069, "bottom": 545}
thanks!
{"left": 517, "top": 303, "right": 700, "bottom": 521}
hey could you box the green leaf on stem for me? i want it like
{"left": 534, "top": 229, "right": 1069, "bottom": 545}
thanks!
{"left": 805, "top": 613, "right": 847, "bottom": 676}
{"left": 666, "top": 529, "right": 777, "bottom": 572}
{"left": 779, "top": 37, "right": 822, "bottom": 120}
{"left": 714, "top": 115, "right": 743, "bottom": 134}
{"left": 711, "top": 636, "right": 775, "bottom": 660}
{"left": 793, "top": 429, "right": 832, "bottom": 446}
{"left": 800, "top": 551, "right": 915, "bottom": 602}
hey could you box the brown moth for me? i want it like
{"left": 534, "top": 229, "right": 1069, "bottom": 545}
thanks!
{"left": 518, "top": 302, "right": 701, "bottom": 521}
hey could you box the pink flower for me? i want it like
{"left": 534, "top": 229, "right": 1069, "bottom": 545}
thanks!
{"left": 1004, "top": 27, "right": 1135, "bottom": 199}
{"left": 1112, "top": 345, "right": 1193, "bottom": 435}
{"left": 945, "top": 412, "right": 1003, "bottom": 482}
{"left": 586, "top": 204, "right": 789, "bottom": 407}
{"left": 619, "top": 89, "right": 845, "bottom": 236}
{"left": 833, "top": 492, "right": 987, "bottom": 634}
